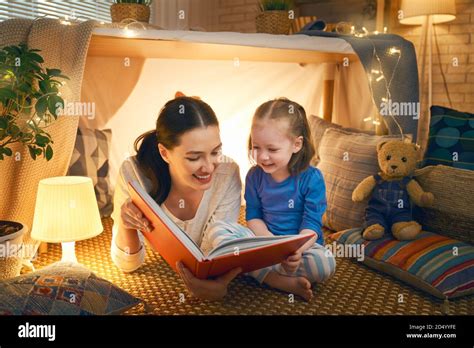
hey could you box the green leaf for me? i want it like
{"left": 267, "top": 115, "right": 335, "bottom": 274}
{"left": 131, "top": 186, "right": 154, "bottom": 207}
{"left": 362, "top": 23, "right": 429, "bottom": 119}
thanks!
{"left": 35, "top": 97, "right": 48, "bottom": 116}
{"left": 2, "top": 146, "right": 12, "bottom": 156}
{"left": 48, "top": 95, "right": 63, "bottom": 117}
{"left": 39, "top": 80, "right": 48, "bottom": 93}
{"left": 35, "top": 134, "right": 49, "bottom": 147}
{"left": 0, "top": 118, "right": 7, "bottom": 129}
{"left": 45, "top": 144, "right": 53, "bottom": 161}
{"left": 27, "top": 145, "right": 36, "bottom": 160}
{"left": 0, "top": 88, "right": 17, "bottom": 100}
{"left": 35, "top": 148, "right": 42, "bottom": 156}
{"left": 46, "top": 68, "right": 61, "bottom": 77}
{"left": 28, "top": 52, "right": 44, "bottom": 63}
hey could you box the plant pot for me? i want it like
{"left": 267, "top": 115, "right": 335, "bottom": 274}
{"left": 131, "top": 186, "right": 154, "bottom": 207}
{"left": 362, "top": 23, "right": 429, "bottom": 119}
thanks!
{"left": 0, "top": 221, "right": 27, "bottom": 280}
{"left": 256, "top": 11, "right": 292, "bottom": 35}
{"left": 110, "top": 3, "right": 151, "bottom": 23}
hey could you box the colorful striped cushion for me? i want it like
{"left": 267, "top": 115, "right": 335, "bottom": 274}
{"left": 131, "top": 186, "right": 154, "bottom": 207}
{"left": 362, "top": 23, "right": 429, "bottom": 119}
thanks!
{"left": 329, "top": 228, "right": 474, "bottom": 299}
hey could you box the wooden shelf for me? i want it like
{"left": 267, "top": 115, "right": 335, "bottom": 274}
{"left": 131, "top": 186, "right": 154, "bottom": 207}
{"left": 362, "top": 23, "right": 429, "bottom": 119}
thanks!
{"left": 88, "top": 35, "right": 359, "bottom": 64}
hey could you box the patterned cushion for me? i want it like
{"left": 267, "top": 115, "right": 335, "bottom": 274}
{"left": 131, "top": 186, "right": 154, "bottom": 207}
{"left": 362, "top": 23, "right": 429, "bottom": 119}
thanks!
{"left": 329, "top": 228, "right": 474, "bottom": 299}
{"left": 68, "top": 127, "right": 113, "bottom": 217}
{"left": 317, "top": 127, "right": 402, "bottom": 231}
{"left": 0, "top": 262, "right": 141, "bottom": 315}
{"left": 414, "top": 165, "right": 474, "bottom": 244}
{"left": 308, "top": 115, "right": 374, "bottom": 165}
{"left": 424, "top": 105, "right": 474, "bottom": 171}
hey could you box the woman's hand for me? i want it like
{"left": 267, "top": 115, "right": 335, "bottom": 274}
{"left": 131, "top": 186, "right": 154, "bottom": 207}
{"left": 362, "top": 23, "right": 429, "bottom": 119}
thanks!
{"left": 176, "top": 262, "right": 242, "bottom": 301}
{"left": 120, "top": 198, "right": 151, "bottom": 232}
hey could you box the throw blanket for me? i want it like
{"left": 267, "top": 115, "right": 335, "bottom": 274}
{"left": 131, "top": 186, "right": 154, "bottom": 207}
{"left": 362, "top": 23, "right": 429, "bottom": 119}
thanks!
{"left": 298, "top": 30, "right": 419, "bottom": 143}
{"left": 0, "top": 18, "right": 96, "bottom": 258}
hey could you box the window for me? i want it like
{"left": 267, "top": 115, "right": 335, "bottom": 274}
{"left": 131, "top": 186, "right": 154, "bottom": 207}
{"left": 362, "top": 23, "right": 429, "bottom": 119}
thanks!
{"left": 0, "top": 0, "right": 115, "bottom": 23}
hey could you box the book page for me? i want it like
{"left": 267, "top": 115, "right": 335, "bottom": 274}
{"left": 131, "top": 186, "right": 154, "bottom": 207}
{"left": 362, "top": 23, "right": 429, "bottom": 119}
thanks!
{"left": 207, "top": 234, "right": 301, "bottom": 259}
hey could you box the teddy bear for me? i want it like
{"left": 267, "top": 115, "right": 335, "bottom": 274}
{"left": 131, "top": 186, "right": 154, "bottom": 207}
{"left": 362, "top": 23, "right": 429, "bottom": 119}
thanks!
{"left": 352, "top": 140, "right": 435, "bottom": 241}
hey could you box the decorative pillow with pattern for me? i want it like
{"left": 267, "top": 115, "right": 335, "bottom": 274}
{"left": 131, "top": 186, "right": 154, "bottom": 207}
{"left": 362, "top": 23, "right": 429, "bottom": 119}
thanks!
{"left": 68, "top": 127, "right": 113, "bottom": 217}
{"left": 329, "top": 228, "right": 474, "bottom": 299}
{"left": 0, "top": 262, "right": 141, "bottom": 315}
{"left": 424, "top": 105, "right": 474, "bottom": 171}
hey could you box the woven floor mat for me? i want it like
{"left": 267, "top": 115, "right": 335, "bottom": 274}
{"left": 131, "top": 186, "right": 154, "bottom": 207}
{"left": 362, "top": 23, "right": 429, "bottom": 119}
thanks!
{"left": 32, "top": 217, "right": 474, "bottom": 315}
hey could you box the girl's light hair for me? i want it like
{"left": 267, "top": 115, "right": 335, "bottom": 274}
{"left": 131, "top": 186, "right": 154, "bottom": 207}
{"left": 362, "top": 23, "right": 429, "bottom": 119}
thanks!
{"left": 248, "top": 97, "right": 315, "bottom": 175}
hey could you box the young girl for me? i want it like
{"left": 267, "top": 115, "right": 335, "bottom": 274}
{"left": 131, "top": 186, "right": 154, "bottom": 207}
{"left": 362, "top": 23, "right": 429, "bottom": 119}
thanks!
{"left": 205, "top": 98, "right": 336, "bottom": 301}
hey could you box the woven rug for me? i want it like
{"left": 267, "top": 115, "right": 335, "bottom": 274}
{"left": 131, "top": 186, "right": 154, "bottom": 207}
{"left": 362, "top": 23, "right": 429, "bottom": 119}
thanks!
{"left": 32, "top": 217, "right": 473, "bottom": 315}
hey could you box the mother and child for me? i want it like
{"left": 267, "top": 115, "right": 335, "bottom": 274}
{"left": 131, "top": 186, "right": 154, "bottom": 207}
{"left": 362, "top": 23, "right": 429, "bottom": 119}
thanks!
{"left": 111, "top": 95, "right": 336, "bottom": 301}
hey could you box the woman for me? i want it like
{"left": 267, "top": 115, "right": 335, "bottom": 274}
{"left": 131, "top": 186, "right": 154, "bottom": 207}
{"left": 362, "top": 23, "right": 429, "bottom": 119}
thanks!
{"left": 111, "top": 96, "right": 243, "bottom": 301}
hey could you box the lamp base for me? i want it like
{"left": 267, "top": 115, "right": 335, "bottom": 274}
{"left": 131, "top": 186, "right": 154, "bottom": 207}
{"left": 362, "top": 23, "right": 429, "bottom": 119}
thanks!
{"left": 60, "top": 241, "right": 78, "bottom": 263}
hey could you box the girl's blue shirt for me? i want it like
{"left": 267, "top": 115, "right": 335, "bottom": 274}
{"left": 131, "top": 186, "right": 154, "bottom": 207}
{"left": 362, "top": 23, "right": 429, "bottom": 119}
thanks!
{"left": 244, "top": 165, "right": 327, "bottom": 246}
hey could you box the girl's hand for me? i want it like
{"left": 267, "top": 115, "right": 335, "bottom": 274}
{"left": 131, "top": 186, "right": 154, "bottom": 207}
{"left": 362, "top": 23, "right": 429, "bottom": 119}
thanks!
{"left": 281, "top": 251, "right": 302, "bottom": 274}
{"left": 176, "top": 262, "right": 242, "bottom": 301}
{"left": 120, "top": 198, "right": 151, "bottom": 232}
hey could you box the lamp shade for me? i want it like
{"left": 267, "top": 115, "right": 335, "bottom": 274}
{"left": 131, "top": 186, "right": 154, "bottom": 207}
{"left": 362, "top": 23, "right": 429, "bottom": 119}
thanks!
{"left": 400, "top": 0, "right": 456, "bottom": 25}
{"left": 31, "top": 176, "right": 103, "bottom": 243}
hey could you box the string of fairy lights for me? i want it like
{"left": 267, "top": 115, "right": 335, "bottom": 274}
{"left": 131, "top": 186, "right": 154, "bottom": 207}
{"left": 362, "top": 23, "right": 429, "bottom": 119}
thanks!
{"left": 351, "top": 26, "right": 406, "bottom": 138}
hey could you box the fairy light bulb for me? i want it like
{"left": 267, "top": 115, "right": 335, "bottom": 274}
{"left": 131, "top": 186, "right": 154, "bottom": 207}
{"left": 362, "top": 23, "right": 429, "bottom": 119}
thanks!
{"left": 389, "top": 47, "right": 401, "bottom": 55}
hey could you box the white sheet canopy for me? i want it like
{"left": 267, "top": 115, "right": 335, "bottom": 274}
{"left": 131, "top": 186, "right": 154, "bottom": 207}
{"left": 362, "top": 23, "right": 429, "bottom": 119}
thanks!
{"left": 81, "top": 28, "right": 377, "bottom": 186}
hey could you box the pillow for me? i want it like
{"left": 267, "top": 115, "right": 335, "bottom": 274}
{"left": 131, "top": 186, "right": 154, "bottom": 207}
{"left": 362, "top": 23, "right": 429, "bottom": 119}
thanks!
{"left": 317, "top": 127, "right": 402, "bottom": 231}
{"left": 414, "top": 165, "right": 474, "bottom": 244}
{"left": 328, "top": 228, "right": 474, "bottom": 299}
{"left": 68, "top": 127, "right": 113, "bottom": 217}
{"left": 308, "top": 115, "right": 374, "bottom": 165}
{"left": 424, "top": 105, "right": 474, "bottom": 171}
{"left": 0, "top": 262, "right": 141, "bottom": 315}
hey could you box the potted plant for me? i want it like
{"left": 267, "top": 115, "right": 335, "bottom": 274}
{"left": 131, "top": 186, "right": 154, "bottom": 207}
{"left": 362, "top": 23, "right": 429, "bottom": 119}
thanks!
{"left": 256, "top": 0, "right": 294, "bottom": 35}
{"left": 110, "top": 0, "right": 153, "bottom": 24}
{"left": 0, "top": 221, "right": 27, "bottom": 279}
{"left": 0, "top": 44, "right": 67, "bottom": 277}
{"left": 0, "top": 43, "right": 68, "bottom": 161}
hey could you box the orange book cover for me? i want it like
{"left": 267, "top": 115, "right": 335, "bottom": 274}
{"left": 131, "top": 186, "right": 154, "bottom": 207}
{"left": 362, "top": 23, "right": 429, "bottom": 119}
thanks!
{"left": 128, "top": 181, "right": 312, "bottom": 279}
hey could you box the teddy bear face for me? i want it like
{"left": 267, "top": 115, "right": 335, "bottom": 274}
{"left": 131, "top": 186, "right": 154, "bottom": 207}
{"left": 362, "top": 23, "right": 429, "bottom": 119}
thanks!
{"left": 377, "top": 141, "right": 418, "bottom": 177}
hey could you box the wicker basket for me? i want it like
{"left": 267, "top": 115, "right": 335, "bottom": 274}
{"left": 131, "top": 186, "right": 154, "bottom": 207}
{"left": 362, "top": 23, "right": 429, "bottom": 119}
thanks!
{"left": 256, "top": 11, "right": 292, "bottom": 35}
{"left": 110, "top": 3, "right": 151, "bottom": 23}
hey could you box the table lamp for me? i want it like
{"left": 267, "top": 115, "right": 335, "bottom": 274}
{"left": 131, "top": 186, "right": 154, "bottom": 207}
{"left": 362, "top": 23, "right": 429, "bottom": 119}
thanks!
{"left": 31, "top": 176, "right": 103, "bottom": 263}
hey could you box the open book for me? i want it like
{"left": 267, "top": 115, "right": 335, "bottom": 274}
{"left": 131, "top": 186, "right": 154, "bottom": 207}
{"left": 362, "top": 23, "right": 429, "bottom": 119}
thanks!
{"left": 128, "top": 181, "right": 312, "bottom": 279}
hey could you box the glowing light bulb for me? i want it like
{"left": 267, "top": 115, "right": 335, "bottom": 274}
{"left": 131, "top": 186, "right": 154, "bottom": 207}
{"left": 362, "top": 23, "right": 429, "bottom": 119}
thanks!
{"left": 123, "top": 28, "right": 136, "bottom": 37}
{"left": 373, "top": 120, "right": 381, "bottom": 125}
{"left": 376, "top": 75, "right": 385, "bottom": 82}
{"left": 363, "top": 117, "right": 372, "bottom": 122}
{"left": 389, "top": 47, "right": 401, "bottom": 55}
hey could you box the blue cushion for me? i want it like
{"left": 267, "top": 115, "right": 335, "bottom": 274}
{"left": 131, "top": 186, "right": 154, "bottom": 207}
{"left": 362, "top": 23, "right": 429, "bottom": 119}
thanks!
{"left": 424, "top": 105, "right": 474, "bottom": 171}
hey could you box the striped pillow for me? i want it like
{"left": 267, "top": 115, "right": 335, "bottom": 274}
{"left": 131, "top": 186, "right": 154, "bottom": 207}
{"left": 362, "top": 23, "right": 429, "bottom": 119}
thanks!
{"left": 317, "top": 128, "right": 402, "bottom": 231}
{"left": 329, "top": 228, "right": 474, "bottom": 299}
{"left": 308, "top": 115, "right": 374, "bottom": 166}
